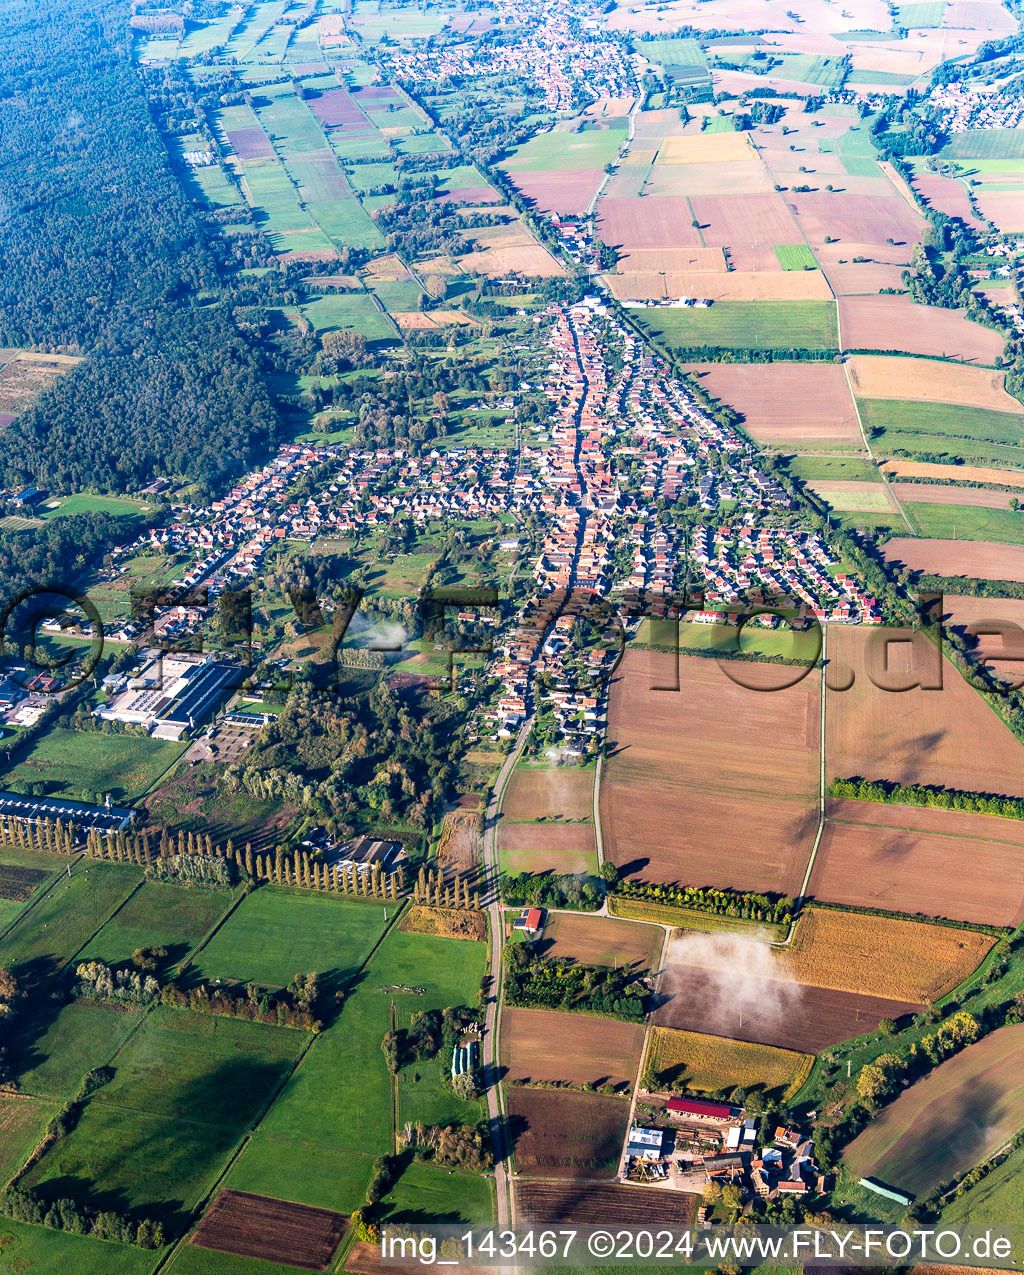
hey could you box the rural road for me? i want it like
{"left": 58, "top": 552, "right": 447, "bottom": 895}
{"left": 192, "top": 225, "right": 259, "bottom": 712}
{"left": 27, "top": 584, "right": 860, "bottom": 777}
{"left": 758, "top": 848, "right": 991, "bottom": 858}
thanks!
{"left": 481, "top": 716, "right": 533, "bottom": 1231}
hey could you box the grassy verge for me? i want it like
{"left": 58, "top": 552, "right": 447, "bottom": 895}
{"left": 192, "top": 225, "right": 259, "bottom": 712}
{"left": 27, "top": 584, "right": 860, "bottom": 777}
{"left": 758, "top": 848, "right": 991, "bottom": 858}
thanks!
{"left": 607, "top": 894, "right": 786, "bottom": 939}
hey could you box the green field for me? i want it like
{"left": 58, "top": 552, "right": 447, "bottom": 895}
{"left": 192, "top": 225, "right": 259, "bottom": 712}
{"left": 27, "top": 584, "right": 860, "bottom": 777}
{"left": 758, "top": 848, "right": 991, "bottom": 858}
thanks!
{"left": 6, "top": 1001, "right": 145, "bottom": 1100}
{"left": 906, "top": 501, "right": 1024, "bottom": 544}
{"left": 23, "top": 1100, "right": 239, "bottom": 1233}
{"left": 787, "top": 455, "right": 880, "bottom": 481}
{"left": 260, "top": 924, "right": 486, "bottom": 1156}
{"left": 382, "top": 1160, "right": 493, "bottom": 1225}
{"left": 859, "top": 398, "right": 1024, "bottom": 458}
{"left": 163, "top": 1244, "right": 317, "bottom": 1275}
{"left": 812, "top": 483, "right": 894, "bottom": 513}
{"left": 500, "top": 127, "right": 627, "bottom": 173}
{"left": 191, "top": 887, "right": 391, "bottom": 996}
{"left": 774, "top": 244, "right": 818, "bottom": 270}
{"left": 0, "top": 861, "right": 142, "bottom": 969}
{"left": 0, "top": 1093, "right": 56, "bottom": 1179}
{"left": 300, "top": 293, "right": 395, "bottom": 341}
{"left": 945, "top": 129, "right": 1024, "bottom": 161}
{"left": 79, "top": 880, "right": 237, "bottom": 969}
{"left": 638, "top": 300, "right": 839, "bottom": 352}
{"left": 96, "top": 1007, "right": 305, "bottom": 1128}
{"left": 3, "top": 728, "right": 187, "bottom": 803}
{"left": 40, "top": 493, "right": 150, "bottom": 520}
{"left": 0, "top": 1218, "right": 154, "bottom": 1275}
{"left": 224, "top": 1134, "right": 374, "bottom": 1213}
{"left": 940, "top": 1140, "right": 1024, "bottom": 1261}
{"left": 895, "top": 1, "right": 946, "bottom": 26}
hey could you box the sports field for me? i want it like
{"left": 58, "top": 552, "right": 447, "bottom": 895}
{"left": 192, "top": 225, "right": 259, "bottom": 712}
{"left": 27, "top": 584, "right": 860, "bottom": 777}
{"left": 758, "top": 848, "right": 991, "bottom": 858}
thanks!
{"left": 638, "top": 300, "right": 839, "bottom": 352}
{"left": 844, "top": 1023, "right": 1024, "bottom": 1198}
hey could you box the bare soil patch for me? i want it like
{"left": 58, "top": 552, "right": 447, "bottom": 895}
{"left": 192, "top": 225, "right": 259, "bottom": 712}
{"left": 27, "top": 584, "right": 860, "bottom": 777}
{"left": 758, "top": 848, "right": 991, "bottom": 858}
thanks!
{"left": 839, "top": 297, "right": 1005, "bottom": 364}
{"left": 882, "top": 537, "right": 1024, "bottom": 582}
{"left": 538, "top": 912, "right": 662, "bottom": 970}
{"left": 502, "top": 765, "right": 594, "bottom": 822}
{"left": 847, "top": 356, "right": 1022, "bottom": 411}
{"left": 507, "top": 1087, "right": 630, "bottom": 1179}
{"left": 191, "top": 1190, "right": 346, "bottom": 1270}
{"left": 517, "top": 1180, "right": 699, "bottom": 1226}
{"left": 500, "top": 1007, "right": 643, "bottom": 1090}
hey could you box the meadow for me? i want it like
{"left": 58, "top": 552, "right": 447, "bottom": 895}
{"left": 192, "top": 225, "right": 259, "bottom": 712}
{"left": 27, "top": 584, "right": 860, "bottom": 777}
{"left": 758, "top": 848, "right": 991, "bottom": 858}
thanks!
{"left": 906, "top": 501, "right": 1024, "bottom": 544}
{"left": 3, "top": 728, "right": 187, "bottom": 803}
{"left": 859, "top": 397, "right": 1024, "bottom": 455}
{"left": 300, "top": 293, "right": 395, "bottom": 341}
{"left": 0, "top": 1218, "right": 154, "bottom": 1274}
{"left": 0, "top": 861, "right": 142, "bottom": 968}
{"left": 190, "top": 887, "right": 392, "bottom": 995}
{"left": 6, "top": 1001, "right": 144, "bottom": 1100}
{"left": 638, "top": 300, "right": 839, "bottom": 352}
{"left": 80, "top": 879, "right": 237, "bottom": 970}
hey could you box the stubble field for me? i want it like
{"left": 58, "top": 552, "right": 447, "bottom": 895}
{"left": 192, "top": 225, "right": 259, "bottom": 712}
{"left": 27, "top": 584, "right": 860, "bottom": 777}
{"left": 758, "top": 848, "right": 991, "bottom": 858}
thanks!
{"left": 506, "top": 1087, "right": 630, "bottom": 1179}
{"left": 500, "top": 1007, "right": 644, "bottom": 1090}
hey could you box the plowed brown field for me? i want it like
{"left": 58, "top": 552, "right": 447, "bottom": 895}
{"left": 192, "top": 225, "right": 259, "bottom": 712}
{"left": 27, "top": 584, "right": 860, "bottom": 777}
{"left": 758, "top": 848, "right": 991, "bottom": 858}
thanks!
{"left": 826, "top": 624, "right": 1024, "bottom": 794}
{"left": 601, "top": 649, "right": 820, "bottom": 894}
{"left": 539, "top": 911, "right": 663, "bottom": 970}
{"left": 683, "top": 362, "right": 861, "bottom": 446}
{"left": 517, "top": 1180, "right": 698, "bottom": 1225}
{"left": 191, "top": 1190, "right": 345, "bottom": 1270}
{"left": 502, "top": 765, "right": 595, "bottom": 821}
{"left": 500, "top": 1007, "right": 643, "bottom": 1090}
{"left": 839, "top": 297, "right": 1005, "bottom": 364}
{"left": 882, "top": 537, "right": 1024, "bottom": 581}
{"left": 506, "top": 1087, "right": 630, "bottom": 1178}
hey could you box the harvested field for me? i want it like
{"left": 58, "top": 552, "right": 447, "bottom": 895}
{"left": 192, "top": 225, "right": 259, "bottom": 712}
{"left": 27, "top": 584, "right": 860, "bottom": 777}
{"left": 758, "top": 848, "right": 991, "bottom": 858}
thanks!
{"left": 0, "top": 863, "right": 48, "bottom": 902}
{"left": 827, "top": 624, "right": 1024, "bottom": 795}
{"left": 625, "top": 270, "right": 831, "bottom": 302}
{"left": 688, "top": 192, "right": 802, "bottom": 249}
{"left": 643, "top": 1027, "right": 812, "bottom": 1098}
{"left": 882, "top": 537, "right": 1024, "bottom": 582}
{"left": 597, "top": 197, "right": 703, "bottom": 250}
{"left": 893, "top": 483, "right": 1016, "bottom": 508}
{"left": 847, "top": 356, "right": 1022, "bottom": 411}
{"left": 502, "top": 764, "right": 594, "bottom": 822}
{"left": 601, "top": 649, "right": 819, "bottom": 896}
{"left": 942, "top": 591, "right": 1024, "bottom": 688}
{"left": 786, "top": 191, "right": 924, "bottom": 245}
{"left": 398, "top": 906, "right": 486, "bottom": 942}
{"left": 190, "top": 1189, "right": 346, "bottom": 1270}
{"left": 912, "top": 171, "right": 984, "bottom": 228}
{"left": 821, "top": 260, "right": 911, "bottom": 295}
{"left": 684, "top": 362, "right": 861, "bottom": 447}
{"left": 517, "top": 1180, "right": 698, "bottom": 1226}
{"left": 436, "top": 808, "right": 481, "bottom": 879}
{"left": 643, "top": 159, "right": 774, "bottom": 197}
{"left": 506, "top": 170, "right": 603, "bottom": 217}
{"left": 882, "top": 459, "right": 1024, "bottom": 487}
{"left": 844, "top": 1023, "right": 1024, "bottom": 1199}
{"left": 506, "top": 1087, "right": 629, "bottom": 1179}
{"left": 656, "top": 133, "right": 753, "bottom": 164}
{"left": 307, "top": 87, "right": 366, "bottom": 127}
{"left": 498, "top": 822, "right": 598, "bottom": 876}
{"left": 811, "top": 804, "right": 1024, "bottom": 926}
{"left": 975, "top": 191, "right": 1024, "bottom": 232}
{"left": 808, "top": 479, "right": 894, "bottom": 513}
{"left": 499, "top": 1007, "right": 643, "bottom": 1090}
{"left": 839, "top": 297, "right": 1005, "bottom": 364}
{"left": 538, "top": 912, "right": 663, "bottom": 970}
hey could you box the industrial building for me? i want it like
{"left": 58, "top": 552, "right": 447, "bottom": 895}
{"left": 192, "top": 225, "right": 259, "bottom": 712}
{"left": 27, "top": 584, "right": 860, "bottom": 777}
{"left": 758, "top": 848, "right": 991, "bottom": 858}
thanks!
{"left": 94, "top": 651, "right": 239, "bottom": 739}
{"left": 0, "top": 791, "right": 134, "bottom": 835}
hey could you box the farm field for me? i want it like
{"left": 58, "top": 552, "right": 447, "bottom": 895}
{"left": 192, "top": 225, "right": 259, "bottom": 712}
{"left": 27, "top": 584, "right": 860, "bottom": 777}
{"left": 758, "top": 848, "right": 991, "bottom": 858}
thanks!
{"left": 838, "top": 296, "right": 1006, "bottom": 364}
{"left": 517, "top": 1180, "right": 698, "bottom": 1226}
{"left": 882, "top": 536, "right": 1024, "bottom": 581}
{"left": 683, "top": 362, "right": 862, "bottom": 447}
{"left": 601, "top": 649, "right": 820, "bottom": 896}
{"left": 847, "top": 356, "right": 1023, "bottom": 412}
{"left": 0, "top": 1218, "right": 153, "bottom": 1275}
{"left": 191, "top": 887, "right": 391, "bottom": 996}
{"left": 6, "top": 1001, "right": 144, "bottom": 1100}
{"left": 638, "top": 300, "right": 839, "bottom": 352}
{"left": 0, "top": 860, "right": 142, "bottom": 969}
{"left": 2, "top": 728, "right": 187, "bottom": 803}
{"left": 844, "top": 1023, "right": 1024, "bottom": 1198}
{"left": 881, "top": 459, "right": 1024, "bottom": 487}
{"left": 498, "top": 821, "right": 598, "bottom": 876}
{"left": 860, "top": 398, "right": 1024, "bottom": 464}
{"left": 79, "top": 879, "right": 235, "bottom": 969}
{"left": 941, "top": 591, "right": 1024, "bottom": 687}
{"left": 260, "top": 925, "right": 485, "bottom": 1155}
{"left": 501, "top": 763, "right": 595, "bottom": 821}
{"left": 506, "top": 1087, "right": 630, "bottom": 1179}
{"left": 0, "top": 1093, "right": 56, "bottom": 1180}
{"left": 892, "top": 484, "right": 1016, "bottom": 509}
{"left": 826, "top": 623, "right": 1024, "bottom": 795}
{"left": 643, "top": 1027, "right": 812, "bottom": 1099}
{"left": 905, "top": 501, "right": 1024, "bottom": 543}
{"left": 190, "top": 1189, "right": 346, "bottom": 1270}
{"left": 814, "top": 799, "right": 1024, "bottom": 926}
{"left": 499, "top": 1007, "right": 644, "bottom": 1090}
{"left": 808, "top": 479, "right": 895, "bottom": 514}
{"left": 380, "top": 1161, "right": 493, "bottom": 1226}
{"left": 538, "top": 911, "right": 663, "bottom": 970}
{"left": 224, "top": 1135, "right": 374, "bottom": 1216}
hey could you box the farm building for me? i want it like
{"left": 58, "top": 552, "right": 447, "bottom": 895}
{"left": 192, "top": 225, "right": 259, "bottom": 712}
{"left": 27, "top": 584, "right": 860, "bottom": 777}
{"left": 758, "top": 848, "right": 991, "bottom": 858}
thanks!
{"left": 860, "top": 1177, "right": 913, "bottom": 1206}
{"left": 626, "top": 1127, "right": 664, "bottom": 1160}
{"left": 452, "top": 1040, "right": 480, "bottom": 1078}
{"left": 337, "top": 836, "right": 405, "bottom": 875}
{"left": 512, "top": 907, "right": 545, "bottom": 935}
{"left": 667, "top": 1097, "right": 737, "bottom": 1122}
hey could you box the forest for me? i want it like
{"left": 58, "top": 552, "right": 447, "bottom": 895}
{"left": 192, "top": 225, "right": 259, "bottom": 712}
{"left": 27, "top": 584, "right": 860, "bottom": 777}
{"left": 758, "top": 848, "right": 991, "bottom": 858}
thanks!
{"left": 0, "top": 0, "right": 279, "bottom": 494}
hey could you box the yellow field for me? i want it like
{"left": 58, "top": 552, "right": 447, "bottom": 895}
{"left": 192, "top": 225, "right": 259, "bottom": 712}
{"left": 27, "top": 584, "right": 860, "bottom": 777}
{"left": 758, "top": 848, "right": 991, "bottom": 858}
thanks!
{"left": 643, "top": 1027, "right": 812, "bottom": 1099}
{"left": 613, "top": 270, "right": 832, "bottom": 302}
{"left": 783, "top": 909, "right": 993, "bottom": 1003}
{"left": 881, "top": 459, "right": 1024, "bottom": 487}
{"left": 847, "top": 356, "right": 1023, "bottom": 413}
{"left": 398, "top": 905, "right": 486, "bottom": 941}
{"left": 655, "top": 133, "right": 753, "bottom": 165}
